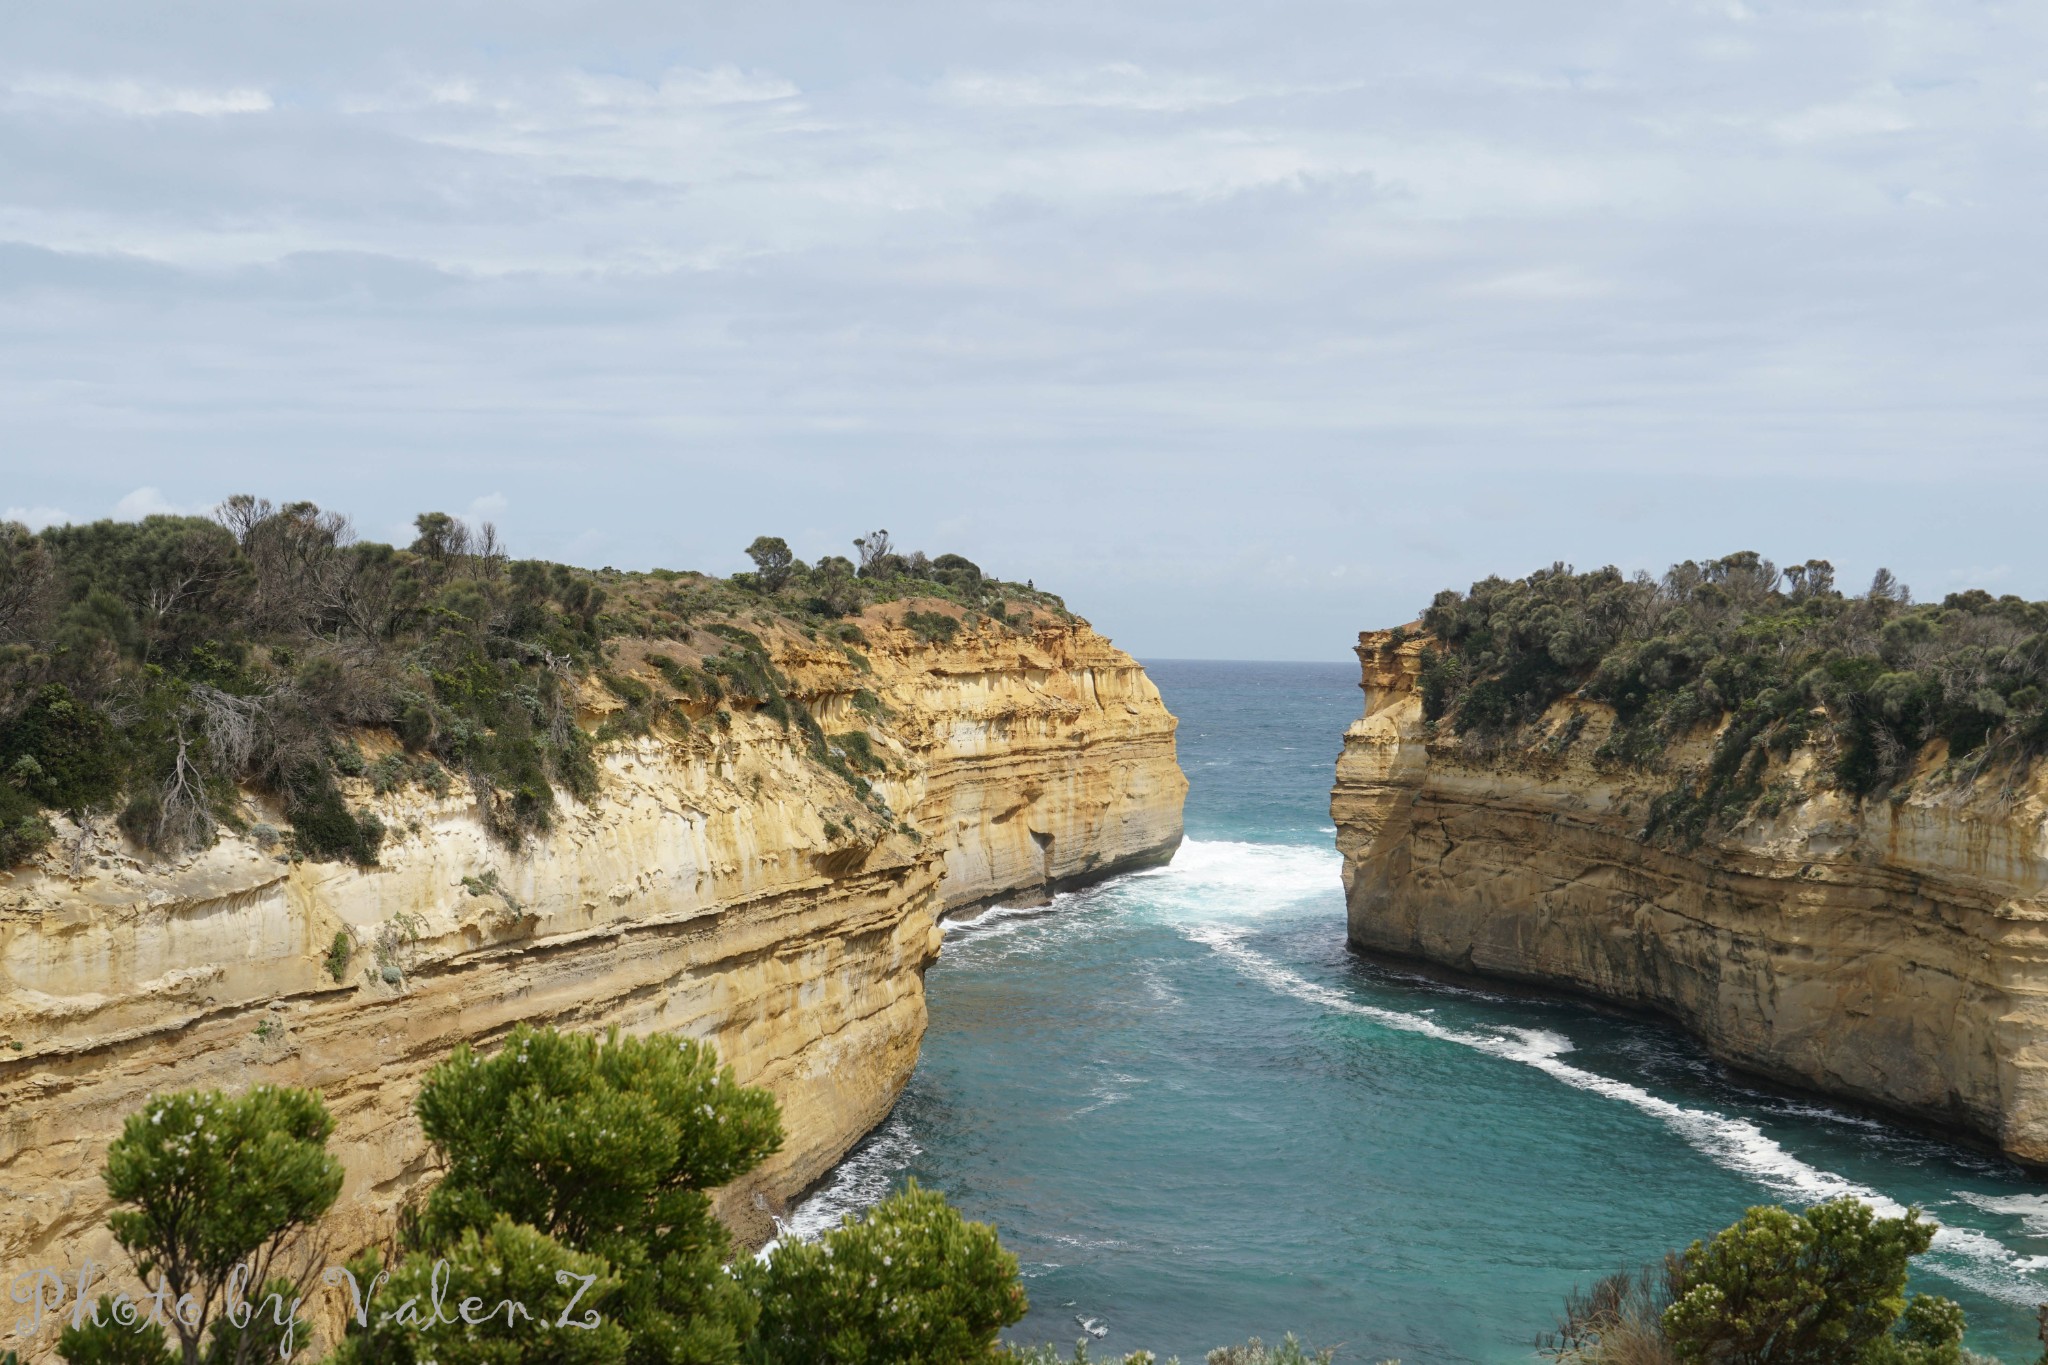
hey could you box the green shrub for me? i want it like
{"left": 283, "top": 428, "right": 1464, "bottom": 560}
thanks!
{"left": 0, "top": 684, "right": 123, "bottom": 813}
{"left": 1662, "top": 1199, "right": 1942, "bottom": 1365}
{"left": 1540, "top": 1199, "right": 1972, "bottom": 1365}
{"left": 331, "top": 1219, "right": 627, "bottom": 1365}
{"left": 0, "top": 781, "right": 53, "bottom": 867}
{"left": 367, "top": 751, "right": 408, "bottom": 794}
{"left": 600, "top": 670, "right": 653, "bottom": 708}
{"left": 748, "top": 1181, "right": 1027, "bottom": 1365}
{"left": 285, "top": 765, "right": 384, "bottom": 865}
{"left": 904, "top": 610, "right": 960, "bottom": 645}
{"left": 396, "top": 701, "right": 435, "bottom": 750}
{"left": 56, "top": 1301, "right": 176, "bottom": 1364}
{"left": 59, "top": 1085, "right": 342, "bottom": 1365}
{"left": 1205, "top": 1338, "right": 1337, "bottom": 1365}
{"left": 392, "top": 1025, "right": 777, "bottom": 1361}
{"left": 324, "top": 929, "right": 353, "bottom": 982}
{"left": 647, "top": 652, "right": 695, "bottom": 692}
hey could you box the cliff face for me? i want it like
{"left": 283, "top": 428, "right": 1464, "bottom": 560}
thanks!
{"left": 0, "top": 612, "right": 1183, "bottom": 1315}
{"left": 1332, "top": 629, "right": 2048, "bottom": 1160}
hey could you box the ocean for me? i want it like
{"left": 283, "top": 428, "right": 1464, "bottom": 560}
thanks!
{"left": 784, "top": 659, "right": 2048, "bottom": 1362}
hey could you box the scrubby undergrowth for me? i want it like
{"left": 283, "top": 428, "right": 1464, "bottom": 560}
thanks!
{"left": 1406, "top": 554, "right": 2048, "bottom": 843}
{"left": 0, "top": 500, "right": 1070, "bottom": 870}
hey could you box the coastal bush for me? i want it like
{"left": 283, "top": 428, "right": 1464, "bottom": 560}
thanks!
{"left": 1662, "top": 1199, "right": 1943, "bottom": 1365}
{"left": 1204, "top": 1339, "right": 1338, "bottom": 1365}
{"left": 1414, "top": 555, "right": 2048, "bottom": 841}
{"left": 999, "top": 1347, "right": 1164, "bottom": 1365}
{"left": 904, "top": 610, "right": 960, "bottom": 645}
{"left": 747, "top": 1181, "right": 1027, "bottom": 1364}
{"left": 323, "top": 930, "right": 353, "bottom": 982}
{"left": 1542, "top": 1199, "right": 1986, "bottom": 1365}
{"left": 394, "top": 1024, "right": 780, "bottom": 1362}
{"left": 997, "top": 1336, "right": 1343, "bottom": 1365}
{"left": 58, "top": 1085, "right": 343, "bottom": 1365}
{"left": 0, "top": 780, "right": 54, "bottom": 867}
{"left": 329, "top": 1219, "right": 627, "bottom": 1365}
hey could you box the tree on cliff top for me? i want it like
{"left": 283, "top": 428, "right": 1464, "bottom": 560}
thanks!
{"left": 744, "top": 537, "right": 798, "bottom": 594}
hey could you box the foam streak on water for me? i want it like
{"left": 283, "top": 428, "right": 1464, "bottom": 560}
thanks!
{"left": 758, "top": 1119, "right": 923, "bottom": 1259}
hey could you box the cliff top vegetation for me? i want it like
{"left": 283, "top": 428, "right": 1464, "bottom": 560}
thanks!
{"left": 0, "top": 497, "right": 1070, "bottom": 871}
{"left": 1405, "top": 553, "right": 2048, "bottom": 842}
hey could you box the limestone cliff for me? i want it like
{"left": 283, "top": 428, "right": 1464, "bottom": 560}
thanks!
{"left": 0, "top": 609, "right": 1183, "bottom": 1336}
{"left": 1332, "top": 628, "right": 2048, "bottom": 1161}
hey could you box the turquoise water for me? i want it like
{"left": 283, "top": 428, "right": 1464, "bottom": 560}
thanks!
{"left": 788, "top": 660, "right": 2048, "bottom": 1362}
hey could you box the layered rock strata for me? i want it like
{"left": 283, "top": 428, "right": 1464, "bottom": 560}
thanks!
{"left": 0, "top": 612, "right": 1184, "bottom": 1345}
{"left": 1332, "top": 628, "right": 2048, "bottom": 1161}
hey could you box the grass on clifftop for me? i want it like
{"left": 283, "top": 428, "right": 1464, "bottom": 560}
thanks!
{"left": 0, "top": 499, "right": 1070, "bottom": 870}
{"left": 1408, "top": 553, "right": 2048, "bottom": 843}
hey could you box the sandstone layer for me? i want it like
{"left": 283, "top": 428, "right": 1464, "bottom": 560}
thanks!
{"left": 0, "top": 609, "right": 1184, "bottom": 1349}
{"left": 1332, "top": 628, "right": 2048, "bottom": 1160}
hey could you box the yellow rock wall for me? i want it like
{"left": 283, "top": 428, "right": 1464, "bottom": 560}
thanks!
{"left": 0, "top": 614, "right": 1183, "bottom": 1348}
{"left": 1332, "top": 629, "right": 2048, "bottom": 1161}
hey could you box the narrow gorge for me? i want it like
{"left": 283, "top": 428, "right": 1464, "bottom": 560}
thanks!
{"left": 1333, "top": 622, "right": 2048, "bottom": 1163}
{"left": 0, "top": 607, "right": 1185, "bottom": 1316}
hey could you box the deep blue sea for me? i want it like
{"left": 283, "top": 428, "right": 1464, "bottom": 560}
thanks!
{"left": 786, "top": 660, "right": 2048, "bottom": 1362}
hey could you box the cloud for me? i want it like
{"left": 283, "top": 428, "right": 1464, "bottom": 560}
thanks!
{"left": 112, "top": 487, "right": 203, "bottom": 520}
{"left": 935, "top": 63, "right": 1332, "bottom": 112}
{"left": 568, "top": 64, "right": 800, "bottom": 109}
{"left": 1773, "top": 90, "right": 1915, "bottom": 144}
{"left": 9, "top": 75, "right": 272, "bottom": 116}
{"left": 4, "top": 505, "right": 73, "bottom": 530}
{"left": 1457, "top": 267, "right": 1617, "bottom": 301}
{"left": 465, "top": 492, "right": 508, "bottom": 524}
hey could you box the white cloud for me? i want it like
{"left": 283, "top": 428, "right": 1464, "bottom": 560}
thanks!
{"left": 465, "top": 492, "right": 508, "bottom": 524}
{"left": 10, "top": 75, "right": 273, "bottom": 117}
{"left": 112, "top": 487, "right": 201, "bottom": 520}
{"left": 4, "top": 505, "right": 73, "bottom": 530}
{"left": 936, "top": 63, "right": 1330, "bottom": 112}
{"left": 567, "top": 64, "right": 800, "bottom": 109}
{"left": 1458, "top": 267, "right": 1618, "bottom": 301}
{"left": 1773, "top": 91, "right": 1914, "bottom": 144}
{"left": 1942, "top": 565, "right": 2013, "bottom": 586}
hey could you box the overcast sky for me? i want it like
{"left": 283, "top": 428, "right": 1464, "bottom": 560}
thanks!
{"left": 3, "top": 1, "right": 2042, "bottom": 660}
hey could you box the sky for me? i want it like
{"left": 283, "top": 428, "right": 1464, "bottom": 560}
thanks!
{"left": 2, "top": 1, "right": 2043, "bottom": 660}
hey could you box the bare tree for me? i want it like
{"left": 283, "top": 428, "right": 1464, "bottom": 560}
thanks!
{"left": 853, "top": 529, "right": 894, "bottom": 576}
{"left": 223, "top": 497, "right": 358, "bottom": 634}
{"left": 1868, "top": 567, "right": 1912, "bottom": 606}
